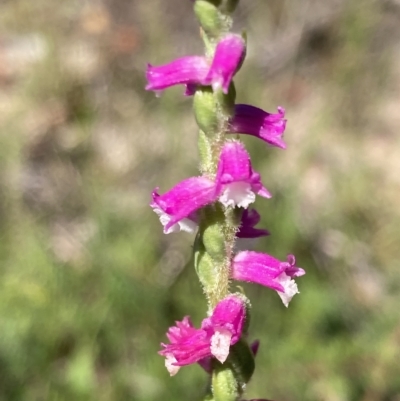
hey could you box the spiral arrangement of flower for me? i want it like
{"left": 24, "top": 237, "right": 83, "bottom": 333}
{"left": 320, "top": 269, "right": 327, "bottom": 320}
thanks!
{"left": 145, "top": 2, "right": 305, "bottom": 400}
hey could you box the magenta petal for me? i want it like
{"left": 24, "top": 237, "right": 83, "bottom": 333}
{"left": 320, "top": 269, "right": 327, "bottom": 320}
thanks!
{"left": 229, "top": 105, "right": 287, "bottom": 149}
{"left": 237, "top": 208, "right": 270, "bottom": 239}
{"left": 166, "top": 316, "right": 197, "bottom": 344}
{"left": 216, "top": 141, "right": 271, "bottom": 208}
{"left": 145, "top": 56, "right": 210, "bottom": 93}
{"left": 207, "top": 295, "right": 245, "bottom": 344}
{"left": 159, "top": 330, "right": 211, "bottom": 367}
{"left": 159, "top": 317, "right": 211, "bottom": 369}
{"left": 151, "top": 176, "right": 217, "bottom": 234}
{"left": 204, "top": 34, "right": 246, "bottom": 94}
{"left": 281, "top": 254, "right": 306, "bottom": 277}
{"left": 197, "top": 296, "right": 246, "bottom": 370}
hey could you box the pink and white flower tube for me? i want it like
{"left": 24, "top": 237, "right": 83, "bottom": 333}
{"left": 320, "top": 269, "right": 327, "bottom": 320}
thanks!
{"left": 159, "top": 295, "right": 246, "bottom": 375}
{"left": 216, "top": 141, "right": 271, "bottom": 208}
{"left": 231, "top": 252, "right": 305, "bottom": 307}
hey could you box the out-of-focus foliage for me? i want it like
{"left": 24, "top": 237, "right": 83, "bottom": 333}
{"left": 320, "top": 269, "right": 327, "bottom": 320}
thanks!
{"left": 0, "top": 0, "right": 400, "bottom": 400}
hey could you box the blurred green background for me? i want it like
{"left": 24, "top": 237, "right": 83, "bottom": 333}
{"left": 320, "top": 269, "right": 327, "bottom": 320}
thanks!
{"left": 1, "top": 0, "right": 400, "bottom": 400}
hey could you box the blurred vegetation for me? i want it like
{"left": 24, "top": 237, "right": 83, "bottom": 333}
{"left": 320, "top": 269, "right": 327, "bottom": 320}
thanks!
{"left": 0, "top": 0, "right": 400, "bottom": 400}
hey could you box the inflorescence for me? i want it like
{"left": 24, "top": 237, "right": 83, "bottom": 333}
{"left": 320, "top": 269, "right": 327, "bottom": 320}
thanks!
{"left": 145, "top": 2, "right": 305, "bottom": 400}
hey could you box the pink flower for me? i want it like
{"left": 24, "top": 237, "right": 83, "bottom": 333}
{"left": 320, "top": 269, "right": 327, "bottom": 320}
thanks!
{"left": 151, "top": 177, "right": 216, "bottom": 234}
{"left": 216, "top": 141, "right": 271, "bottom": 208}
{"left": 151, "top": 144, "right": 273, "bottom": 234}
{"left": 231, "top": 252, "right": 305, "bottom": 307}
{"left": 229, "top": 105, "right": 287, "bottom": 149}
{"left": 159, "top": 295, "right": 246, "bottom": 375}
{"left": 145, "top": 34, "right": 245, "bottom": 95}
